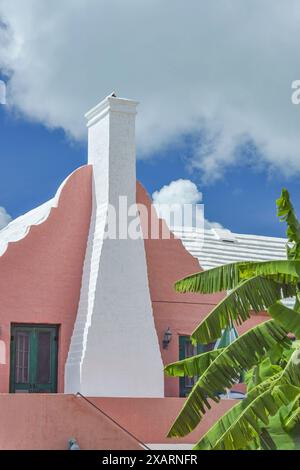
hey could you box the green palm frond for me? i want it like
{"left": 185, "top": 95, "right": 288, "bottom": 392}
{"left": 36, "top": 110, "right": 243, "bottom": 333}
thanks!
{"left": 167, "top": 320, "right": 290, "bottom": 438}
{"left": 268, "top": 302, "right": 300, "bottom": 339}
{"left": 279, "top": 348, "right": 300, "bottom": 386}
{"left": 194, "top": 349, "right": 300, "bottom": 450}
{"left": 277, "top": 188, "right": 300, "bottom": 260}
{"left": 175, "top": 263, "right": 242, "bottom": 294}
{"left": 238, "top": 260, "right": 300, "bottom": 283}
{"left": 283, "top": 406, "right": 300, "bottom": 431}
{"left": 168, "top": 188, "right": 300, "bottom": 450}
{"left": 191, "top": 276, "right": 294, "bottom": 344}
{"left": 195, "top": 383, "right": 300, "bottom": 450}
{"left": 245, "top": 357, "right": 282, "bottom": 392}
{"left": 266, "top": 402, "right": 300, "bottom": 449}
{"left": 165, "top": 349, "right": 223, "bottom": 377}
{"left": 195, "top": 378, "right": 280, "bottom": 450}
{"left": 175, "top": 261, "right": 299, "bottom": 298}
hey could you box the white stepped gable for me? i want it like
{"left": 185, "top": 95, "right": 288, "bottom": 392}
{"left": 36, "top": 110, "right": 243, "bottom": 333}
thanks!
{"left": 0, "top": 169, "right": 77, "bottom": 256}
{"left": 65, "top": 95, "right": 164, "bottom": 397}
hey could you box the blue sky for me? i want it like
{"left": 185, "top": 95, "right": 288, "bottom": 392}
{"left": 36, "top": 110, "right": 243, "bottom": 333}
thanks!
{"left": 1, "top": 1, "right": 300, "bottom": 238}
{"left": 1, "top": 98, "right": 299, "bottom": 238}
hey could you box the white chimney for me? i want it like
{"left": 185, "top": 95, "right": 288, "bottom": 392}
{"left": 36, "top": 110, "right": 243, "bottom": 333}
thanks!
{"left": 65, "top": 94, "right": 164, "bottom": 397}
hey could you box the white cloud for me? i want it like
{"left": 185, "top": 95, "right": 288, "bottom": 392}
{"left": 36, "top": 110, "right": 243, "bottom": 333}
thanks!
{"left": 0, "top": 79, "right": 6, "bottom": 104}
{"left": 208, "top": 221, "right": 225, "bottom": 230}
{"left": 152, "top": 179, "right": 203, "bottom": 229}
{"left": 0, "top": 206, "right": 11, "bottom": 229}
{"left": 152, "top": 178, "right": 225, "bottom": 232}
{"left": 1, "top": 1, "right": 300, "bottom": 181}
{"left": 152, "top": 179, "right": 202, "bottom": 206}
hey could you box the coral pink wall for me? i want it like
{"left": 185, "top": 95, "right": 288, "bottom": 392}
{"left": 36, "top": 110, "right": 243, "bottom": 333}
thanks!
{"left": 0, "top": 166, "right": 92, "bottom": 393}
{"left": 0, "top": 393, "right": 236, "bottom": 449}
{"left": 137, "top": 183, "right": 225, "bottom": 397}
{"left": 95, "top": 396, "right": 236, "bottom": 445}
{"left": 0, "top": 394, "right": 141, "bottom": 450}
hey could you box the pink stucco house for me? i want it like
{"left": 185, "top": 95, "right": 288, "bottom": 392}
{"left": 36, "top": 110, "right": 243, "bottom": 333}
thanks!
{"left": 0, "top": 94, "right": 287, "bottom": 449}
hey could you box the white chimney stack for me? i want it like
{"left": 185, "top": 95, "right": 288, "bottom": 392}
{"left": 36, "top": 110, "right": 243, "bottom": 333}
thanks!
{"left": 86, "top": 94, "right": 138, "bottom": 208}
{"left": 65, "top": 94, "right": 164, "bottom": 397}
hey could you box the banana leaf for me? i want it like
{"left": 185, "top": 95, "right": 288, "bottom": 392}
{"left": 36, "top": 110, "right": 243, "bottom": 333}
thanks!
{"left": 167, "top": 320, "right": 290, "bottom": 438}
{"left": 191, "top": 276, "right": 294, "bottom": 344}
{"left": 194, "top": 350, "right": 300, "bottom": 450}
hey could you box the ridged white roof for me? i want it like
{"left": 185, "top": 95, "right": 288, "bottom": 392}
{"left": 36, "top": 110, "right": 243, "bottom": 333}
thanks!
{"left": 172, "top": 226, "right": 294, "bottom": 308}
{"left": 172, "top": 226, "right": 287, "bottom": 270}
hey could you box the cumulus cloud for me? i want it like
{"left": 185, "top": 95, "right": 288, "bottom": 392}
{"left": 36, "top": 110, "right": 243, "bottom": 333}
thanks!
{"left": 0, "top": 206, "right": 11, "bottom": 229}
{"left": 152, "top": 179, "right": 202, "bottom": 206}
{"left": 208, "top": 221, "right": 225, "bottom": 230}
{"left": 0, "top": 79, "right": 5, "bottom": 104}
{"left": 1, "top": 1, "right": 300, "bottom": 181}
{"left": 152, "top": 179, "right": 203, "bottom": 229}
{"left": 152, "top": 178, "right": 225, "bottom": 232}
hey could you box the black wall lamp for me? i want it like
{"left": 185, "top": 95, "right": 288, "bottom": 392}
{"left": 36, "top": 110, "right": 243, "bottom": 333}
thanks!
{"left": 163, "top": 327, "right": 172, "bottom": 349}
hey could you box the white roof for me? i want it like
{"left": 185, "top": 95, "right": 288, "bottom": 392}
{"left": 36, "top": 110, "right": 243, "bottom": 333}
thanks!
{"left": 172, "top": 226, "right": 287, "bottom": 270}
{"left": 172, "top": 226, "right": 294, "bottom": 308}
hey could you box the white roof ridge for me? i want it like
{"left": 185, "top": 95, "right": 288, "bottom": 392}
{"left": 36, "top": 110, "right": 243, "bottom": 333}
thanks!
{"left": 173, "top": 226, "right": 287, "bottom": 243}
{"left": 172, "top": 224, "right": 288, "bottom": 275}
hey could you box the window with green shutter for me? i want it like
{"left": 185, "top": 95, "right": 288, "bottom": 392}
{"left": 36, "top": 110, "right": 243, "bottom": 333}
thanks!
{"left": 10, "top": 324, "right": 58, "bottom": 393}
{"left": 179, "top": 335, "right": 214, "bottom": 397}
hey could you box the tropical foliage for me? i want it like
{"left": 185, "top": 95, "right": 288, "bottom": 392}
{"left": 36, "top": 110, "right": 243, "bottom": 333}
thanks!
{"left": 165, "top": 189, "right": 300, "bottom": 450}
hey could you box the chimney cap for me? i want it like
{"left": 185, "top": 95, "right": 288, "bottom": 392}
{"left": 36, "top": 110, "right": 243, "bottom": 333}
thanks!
{"left": 85, "top": 93, "right": 139, "bottom": 128}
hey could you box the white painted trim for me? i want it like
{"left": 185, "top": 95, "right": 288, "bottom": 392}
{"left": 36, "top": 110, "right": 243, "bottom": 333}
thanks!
{"left": 85, "top": 96, "right": 139, "bottom": 128}
{"left": 0, "top": 166, "right": 86, "bottom": 257}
